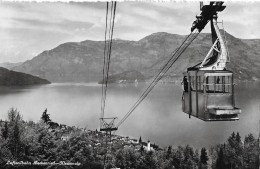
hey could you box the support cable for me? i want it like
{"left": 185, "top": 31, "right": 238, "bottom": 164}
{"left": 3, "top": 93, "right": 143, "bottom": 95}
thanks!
{"left": 116, "top": 31, "right": 199, "bottom": 128}
{"left": 101, "top": 2, "right": 109, "bottom": 124}
{"left": 102, "top": 2, "right": 113, "bottom": 119}
{"left": 116, "top": 2, "right": 223, "bottom": 128}
{"left": 100, "top": 2, "right": 117, "bottom": 122}
{"left": 103, "top": 1, "right": 117, "bottom": 110}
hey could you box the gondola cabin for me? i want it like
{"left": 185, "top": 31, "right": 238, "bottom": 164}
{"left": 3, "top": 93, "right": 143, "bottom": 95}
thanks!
{"left": 182, "top": 70, "right": 241, "bottom": 121}
{"left": 182, "top": 1, "right": 241, "bottom": 121}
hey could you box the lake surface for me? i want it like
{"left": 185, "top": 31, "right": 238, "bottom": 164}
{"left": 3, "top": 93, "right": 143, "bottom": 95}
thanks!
{"left": 0, "top": 82, "right": 259, "bottom": 148}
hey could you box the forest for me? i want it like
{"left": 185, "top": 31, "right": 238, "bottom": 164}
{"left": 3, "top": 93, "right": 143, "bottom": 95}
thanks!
{"left": 0, "top": 108, "right": 259, "bottom": 169}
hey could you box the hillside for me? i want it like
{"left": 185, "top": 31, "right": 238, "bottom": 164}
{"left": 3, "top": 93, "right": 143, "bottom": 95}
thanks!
{"left": 98, "top": 70, "right": 145, "bottom": 84}
{"left": 12, "top": 32, "right": 260, "bottom": 82}
{"left": 0, "top": 67, "right": 50, "bottom": 86}
{"left": 0, "top": 108, "right": 258, "bottom": 169}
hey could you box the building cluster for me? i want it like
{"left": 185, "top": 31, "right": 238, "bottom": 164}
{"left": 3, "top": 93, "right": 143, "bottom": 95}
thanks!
{"left": 46, "top": 122, "right": 160, "bottom": 152}
{"left": 47, "top": 122, "right": 86, "bottom": 141}
{"left": 86, "top": 129, "right": 159, "bottom": 152}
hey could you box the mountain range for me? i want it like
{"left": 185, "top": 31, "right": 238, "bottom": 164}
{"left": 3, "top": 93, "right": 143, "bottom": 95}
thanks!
{"left": 11, "top": 31, "right": 260, "bottom": 83}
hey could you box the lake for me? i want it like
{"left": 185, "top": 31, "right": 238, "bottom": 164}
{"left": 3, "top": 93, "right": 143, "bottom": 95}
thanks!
{"left": 0, "top": 82, "right": 259, "bottom": 148}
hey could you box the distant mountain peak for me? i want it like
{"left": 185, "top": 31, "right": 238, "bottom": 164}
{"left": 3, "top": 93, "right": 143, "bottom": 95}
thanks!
{"left": 139, "top": 32, "right": 185, "bottom": 42}
{"left": 11, "top": 31, "right": 260, "bottom": 82}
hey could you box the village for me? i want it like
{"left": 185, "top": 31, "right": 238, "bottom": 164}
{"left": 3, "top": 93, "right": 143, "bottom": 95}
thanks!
{"left": 46, "top": 121, "right": 160, "bottom": 152}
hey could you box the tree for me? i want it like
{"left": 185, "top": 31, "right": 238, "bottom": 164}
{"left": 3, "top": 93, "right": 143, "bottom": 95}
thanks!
{"left": 41, "top": 109, "right": 51, "bottom": 123}
{"left": 225, "top": 132, "right": 243, "bottom": 169}
{"left": 236, "top": 132, "right": 241, "bottom": 143}
{"left": 8, "top": 112, "right": 24, "bottom": 160}
{"left": 216, "top": 147, "right": 226, "bottom": 169}
{"left": 194, "top": 149, "right": 200, "bottom": 164}
{"left": 139, "top": 136, "right": 142, "bottom": 143}
{"left": 200, "top": 148, "right": 208, "bottom": 165}
{"left": 143, "top": 151, "right": 159, "bottom": 169}
{"left": 181, "top": 145, "right": 198, "bottom": 169}
{"left": 8, "top": 108, "right": 21, "bottom": 125}
{"left": 115, "top": 147, "right": 139, "bottom": 169}
{"left": 1, "top": 121, "right": 8, "bottom": 140}
{"left": 140, "top": 145, "right": 145, "bottom": 154}
{"left": 115, "top": 149, "right": 125, "bottom": 168}
{"left": 200, "top": 147, "right": 209, "bottom": 169}
{"left": 166, "top": 146, "right": 172, "bottom": 159}
{"left": 0, "top": 143, "right": 13, "bottom": 166}
{"left": 243, "top": 134, "right": 259, "bottom": 169}
{"left": 172, "top": 146, "right": 184, "bottom": 169}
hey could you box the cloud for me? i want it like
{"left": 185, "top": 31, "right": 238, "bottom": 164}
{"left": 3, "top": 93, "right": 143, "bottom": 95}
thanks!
{"left": 0, "top": 1, "right": 259, "bottom": 63}
{"left": 222, "top": 2, "right": 260, "bottom": 39}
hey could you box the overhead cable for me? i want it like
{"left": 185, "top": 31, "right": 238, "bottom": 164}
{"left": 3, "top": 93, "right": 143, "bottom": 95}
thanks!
{"left": 116, "top": 31, "right": 199, "bottom": 128}
{"left": 101, "top": 1, "right": 117, "bottom": 122}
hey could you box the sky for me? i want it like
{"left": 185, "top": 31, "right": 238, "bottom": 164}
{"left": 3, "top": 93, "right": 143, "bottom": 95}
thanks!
{"left": 0, "top": 1, "right": 260, "bottom": 63}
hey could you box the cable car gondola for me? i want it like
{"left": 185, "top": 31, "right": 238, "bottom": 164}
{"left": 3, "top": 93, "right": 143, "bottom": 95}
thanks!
{"left": 182, "top": 2, "right": 241, "bottom": 121}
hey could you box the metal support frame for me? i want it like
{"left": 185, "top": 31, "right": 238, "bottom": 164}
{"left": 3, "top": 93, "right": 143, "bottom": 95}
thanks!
{"left": 100, "top": 117, "right": 118, "bottom": 169}
{"left": 221, "top": 20, "right": 230, "bottom": 62}
{"left": 258, "top": 120, "right": 260, "bottom": 168}
{"left": 195, "top": 71, "right": 199, "bottom": 117}
{"left": 188, "top": 72, "right": 192, "bottom": 118}
{"left": 200, "top": 38, "right": 219, "bottom": 68}
{"left": 100, "top": 117, "right": 118, "bottom": 132}
{"left": 199, "top": 14, "right": 228, "bottom": 71}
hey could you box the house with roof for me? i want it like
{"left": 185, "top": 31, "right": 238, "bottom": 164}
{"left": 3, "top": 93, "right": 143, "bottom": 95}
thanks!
{"left": 61, "top": 133, "right": 70, "bottom": 141}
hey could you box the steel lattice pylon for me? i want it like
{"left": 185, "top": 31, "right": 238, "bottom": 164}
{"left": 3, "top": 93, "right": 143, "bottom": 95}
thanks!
{"left": 100, "top": 117, "right": 118, "bottom": 132}
{"left": 100, "top": 117, "right": 117, "bottom": 169}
